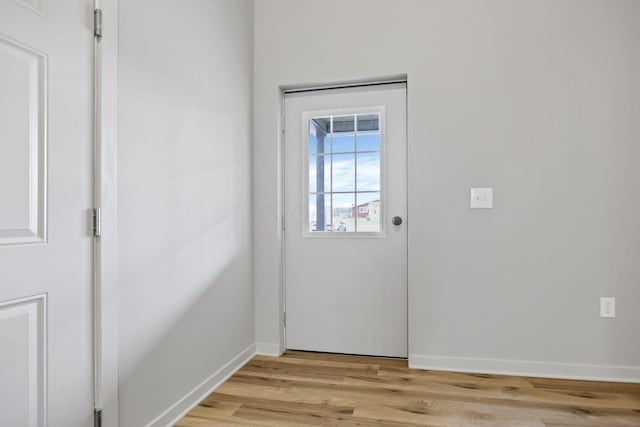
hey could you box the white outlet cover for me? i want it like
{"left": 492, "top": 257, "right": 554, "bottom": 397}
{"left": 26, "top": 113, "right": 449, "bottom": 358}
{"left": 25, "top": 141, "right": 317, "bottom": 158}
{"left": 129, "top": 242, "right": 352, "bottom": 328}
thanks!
{"left": 470, "top": 188, "right": 493, "bottom": 209}
{"left": 600, "top": 297, "right": 615, "bottom": 318}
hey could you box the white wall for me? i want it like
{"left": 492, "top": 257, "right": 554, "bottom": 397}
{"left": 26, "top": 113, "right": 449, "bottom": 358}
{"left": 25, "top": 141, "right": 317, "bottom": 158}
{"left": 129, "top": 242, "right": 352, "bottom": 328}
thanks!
{"left": 254, "top": 0, "right": 640, "bottom": 380}
{"left": 118, "top": 1, "right": 254, "bottom": 425}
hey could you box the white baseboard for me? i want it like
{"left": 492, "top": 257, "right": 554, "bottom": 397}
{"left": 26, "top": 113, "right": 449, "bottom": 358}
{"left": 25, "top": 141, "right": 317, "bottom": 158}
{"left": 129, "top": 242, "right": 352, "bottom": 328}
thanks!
{"left": 148, "top": 343, "right": 256, "bottom": 427}
{"left": 256, "top": 342, "right": 284, "bottom": 357}
{"left": 409, "top": 354, "right": 640, "bottom": 384}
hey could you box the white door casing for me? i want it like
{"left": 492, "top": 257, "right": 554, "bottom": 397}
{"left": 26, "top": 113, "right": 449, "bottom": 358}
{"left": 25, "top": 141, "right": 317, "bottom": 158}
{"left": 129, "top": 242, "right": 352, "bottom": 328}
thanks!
{"left": 0, "top": 1, "right": 95, "bottom": 426}
{"left": 284, "top": 84, "right": 408, "bottom": 358}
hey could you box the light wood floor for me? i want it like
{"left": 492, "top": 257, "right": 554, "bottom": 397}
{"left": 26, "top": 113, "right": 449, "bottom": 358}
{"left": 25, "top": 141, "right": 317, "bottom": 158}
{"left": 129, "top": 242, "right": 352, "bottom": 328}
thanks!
{"left": 176, "top": 350, "right": 640, "bottom": 426}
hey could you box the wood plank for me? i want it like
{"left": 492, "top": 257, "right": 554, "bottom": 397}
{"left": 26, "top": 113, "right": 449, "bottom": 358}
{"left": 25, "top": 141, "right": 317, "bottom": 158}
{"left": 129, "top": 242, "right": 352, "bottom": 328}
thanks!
{"left": 353, "top": 402, "right": 544, "bottom": 427}
{"left": 176, "top": 351, "right": 640, "bottom": 426}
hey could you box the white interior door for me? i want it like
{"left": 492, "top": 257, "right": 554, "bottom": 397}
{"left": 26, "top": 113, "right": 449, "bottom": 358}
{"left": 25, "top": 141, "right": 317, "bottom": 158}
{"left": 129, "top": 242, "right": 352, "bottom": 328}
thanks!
{"left": 284, "top": 84, "right": 407, "bottom": 358}
{"left": 0, "top": 1, "right": 94, "bottom": 426}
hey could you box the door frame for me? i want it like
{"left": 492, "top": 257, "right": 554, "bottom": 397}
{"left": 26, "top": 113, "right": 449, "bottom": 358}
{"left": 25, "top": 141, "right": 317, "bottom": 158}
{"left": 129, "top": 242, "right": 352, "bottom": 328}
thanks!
{"left": 279, "top": 77, "right": 409, "bottom": 356}
{"left": 93, "top": 1, "right": 119, "bottom": 426}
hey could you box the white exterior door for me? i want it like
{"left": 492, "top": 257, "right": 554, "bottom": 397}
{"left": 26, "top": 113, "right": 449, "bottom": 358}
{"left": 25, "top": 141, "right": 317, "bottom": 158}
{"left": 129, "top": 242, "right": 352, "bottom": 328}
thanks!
{"left": 284, "top": 84, "right": 408, "bottom": 358}
{"left": 0, "top": 1, "right": 94, "bottom": 426}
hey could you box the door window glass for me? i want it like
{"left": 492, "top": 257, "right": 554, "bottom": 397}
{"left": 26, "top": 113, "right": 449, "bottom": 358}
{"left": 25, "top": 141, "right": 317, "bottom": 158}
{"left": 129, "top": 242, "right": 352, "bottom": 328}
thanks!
{"left": 307, "top": 112, "right": 382, "bottom": 233}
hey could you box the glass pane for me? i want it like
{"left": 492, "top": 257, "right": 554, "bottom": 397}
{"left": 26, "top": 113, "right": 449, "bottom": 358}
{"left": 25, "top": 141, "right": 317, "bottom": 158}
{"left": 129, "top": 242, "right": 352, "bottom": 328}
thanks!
{"left": 356, "top": 192, "right": 381, "bottom": 232}
{"left": 357, "top": 114, "right": 380, "bottom": 132}
{"left": 332, "top": 115, "right": 355, "bottom": 133}
{"left": 309, "top": 193, "right": 331, "bottom": 232}
{"left": 356, "top": 133, "right": 380, "bottom": 152}
{"left": 306, "top": 112, "right": 384, "bottom": 234}
{"left": 331, "top": 153, "right": 355, "bottom": 192}
{"left": 357, "top": 152, "right": 380, "bottom": 192}
{"left": 331, "top": 193, "right": 355, "bottom": 232}
{"left": 332, "top": 134, "right": 355, "bottom": 153}
{"left": 309, "top": 155, "right": 331, "bottom": 193}
{"left": 309, "top": 117, "right": 330, "bottom": 154}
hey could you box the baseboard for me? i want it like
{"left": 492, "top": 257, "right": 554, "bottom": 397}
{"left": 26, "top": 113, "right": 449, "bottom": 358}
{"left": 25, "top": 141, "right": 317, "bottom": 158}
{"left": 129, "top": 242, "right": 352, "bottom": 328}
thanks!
{"left": 256, "top": 342, "right": 284, "bottom": 357}
{"left": 409, "top": 354, "right": 640, "bottom": 384}
{"left": 148, "top": 343, "right": 256, "bottom": 427}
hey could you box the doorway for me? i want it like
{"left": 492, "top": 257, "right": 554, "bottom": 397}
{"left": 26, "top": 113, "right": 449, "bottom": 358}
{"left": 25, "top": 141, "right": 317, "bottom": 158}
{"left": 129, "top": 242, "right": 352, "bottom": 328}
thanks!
{"left": 284, "top": 83, "right": 408, "bottom": 357}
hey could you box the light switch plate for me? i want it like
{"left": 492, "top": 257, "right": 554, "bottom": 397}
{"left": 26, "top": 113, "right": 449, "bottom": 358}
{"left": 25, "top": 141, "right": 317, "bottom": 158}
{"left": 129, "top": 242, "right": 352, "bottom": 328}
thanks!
{"left": 470, "top": 188, "right": 493, "bottom": 209}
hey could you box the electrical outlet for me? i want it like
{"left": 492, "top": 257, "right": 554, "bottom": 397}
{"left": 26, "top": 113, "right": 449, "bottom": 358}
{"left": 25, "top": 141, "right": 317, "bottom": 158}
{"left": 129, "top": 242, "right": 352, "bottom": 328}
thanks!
{"left": 470, "top": 188, "right": 493, "bottom": 209}
{"left": 600, "top": 297, "right": 615, "bottom": 318}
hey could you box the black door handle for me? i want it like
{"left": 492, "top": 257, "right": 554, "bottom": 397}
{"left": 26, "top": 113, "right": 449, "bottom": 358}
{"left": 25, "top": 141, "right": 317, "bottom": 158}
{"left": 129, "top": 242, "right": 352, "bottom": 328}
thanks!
{"left": 392, "top": 216, "right": 403, "bottom": 226}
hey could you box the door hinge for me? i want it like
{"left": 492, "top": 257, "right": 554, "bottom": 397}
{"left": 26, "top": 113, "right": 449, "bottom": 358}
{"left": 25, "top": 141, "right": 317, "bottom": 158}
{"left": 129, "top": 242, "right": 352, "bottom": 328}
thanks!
{"left": 94, "top": 409, "right": 102, "bottom": 427}
{"left": 283, "top": 311, "right": 286, "bottom": 327}
{"left": 281, "top": 213, "right": 285, "bottom": 231}
{"left": 93, "top": 208, "right": 102, "bottom": 238}
{"left": 94, "top": 9, "right": 103, "bottom": 39}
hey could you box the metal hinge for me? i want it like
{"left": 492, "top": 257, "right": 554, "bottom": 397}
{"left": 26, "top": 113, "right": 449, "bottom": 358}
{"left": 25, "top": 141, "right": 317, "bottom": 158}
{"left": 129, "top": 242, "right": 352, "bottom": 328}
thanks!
{"left": 281, "top": 213, "right": 285, "bottom": 231}
{"left": 94, "top": 409, "right": 102, "bottom": 427}
{"left": 93, "top": 208, "right": 102, "bottom": 238}
{"left": 94, "top": 9, "right": 103, "bottom": 39}
{"left": 283, "top": 311, "right": 286, "bottom": 327}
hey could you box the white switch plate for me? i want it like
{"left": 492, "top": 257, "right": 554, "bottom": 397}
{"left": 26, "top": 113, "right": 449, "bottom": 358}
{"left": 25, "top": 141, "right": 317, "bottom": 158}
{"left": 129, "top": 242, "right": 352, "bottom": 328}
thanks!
{"left": 470, "top": 188, "right": 493, "bottom": 209}
{"left": 600, "top": 297, "right": 615, "bottom": 318}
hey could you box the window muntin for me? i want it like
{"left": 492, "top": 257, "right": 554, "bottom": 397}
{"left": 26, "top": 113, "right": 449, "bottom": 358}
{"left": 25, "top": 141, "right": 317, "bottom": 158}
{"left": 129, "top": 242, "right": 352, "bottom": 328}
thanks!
{"left": 307, "top": 112, "right": 382, "bottom": 233}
